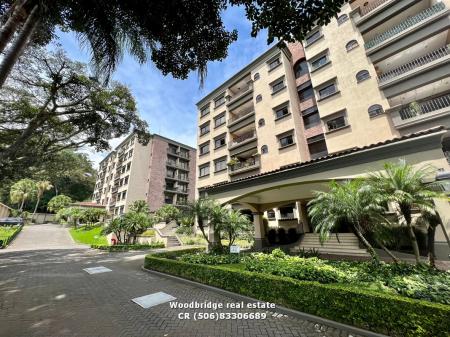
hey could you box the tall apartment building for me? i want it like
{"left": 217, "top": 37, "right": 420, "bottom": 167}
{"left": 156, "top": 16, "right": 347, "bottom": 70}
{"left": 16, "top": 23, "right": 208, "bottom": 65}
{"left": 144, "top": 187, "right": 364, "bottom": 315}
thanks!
{"left": 93, "top": 134, "right": 196, "bottom": 215}
{"left": 195, "top": 0, "right": 450, "bottom": 257}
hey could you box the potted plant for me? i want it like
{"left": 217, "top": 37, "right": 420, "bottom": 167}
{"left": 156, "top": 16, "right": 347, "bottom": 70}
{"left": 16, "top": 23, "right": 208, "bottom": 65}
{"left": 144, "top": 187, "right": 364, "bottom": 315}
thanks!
{"left": 227, "top": 157, "right": 239, "bottom": 167}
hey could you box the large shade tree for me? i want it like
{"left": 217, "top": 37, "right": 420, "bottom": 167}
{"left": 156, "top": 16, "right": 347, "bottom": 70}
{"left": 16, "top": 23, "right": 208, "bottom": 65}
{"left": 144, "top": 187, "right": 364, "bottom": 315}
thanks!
{"left": 0, "top": 0, "right": 347, "bottom": 86}
{"left": 0, "top": 47, "right": 149, "bottom": 181}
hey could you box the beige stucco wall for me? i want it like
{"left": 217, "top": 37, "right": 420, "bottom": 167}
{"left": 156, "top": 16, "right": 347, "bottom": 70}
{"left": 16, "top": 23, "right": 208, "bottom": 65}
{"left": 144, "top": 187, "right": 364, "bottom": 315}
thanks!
{"left": 304, "top": 3, "right": 399, "bottom": 154}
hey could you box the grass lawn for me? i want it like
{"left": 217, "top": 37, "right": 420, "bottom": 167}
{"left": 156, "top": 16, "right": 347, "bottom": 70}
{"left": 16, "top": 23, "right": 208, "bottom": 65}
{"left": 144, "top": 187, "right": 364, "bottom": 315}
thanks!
{"left": 69, "top": 226, "right": 107, "bottom": 245}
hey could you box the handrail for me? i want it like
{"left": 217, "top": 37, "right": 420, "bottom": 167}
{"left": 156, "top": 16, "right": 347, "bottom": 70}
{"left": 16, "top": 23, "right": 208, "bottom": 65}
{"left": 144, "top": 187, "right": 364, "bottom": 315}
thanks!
{"left": 399, "top": 93, "right": 450, "bottom": 120}
{"left": 378, "top": 45, "right": 449, "bottom": 83}
{"left": 360, "top": 0, "right": 391, "bottom": 17}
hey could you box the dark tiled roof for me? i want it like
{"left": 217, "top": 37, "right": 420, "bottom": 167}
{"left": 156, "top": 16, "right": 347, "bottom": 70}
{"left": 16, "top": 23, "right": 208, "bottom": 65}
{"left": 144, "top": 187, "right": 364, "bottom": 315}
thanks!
{"left": 200, "top": 126, "right": 446, "bottom": 191}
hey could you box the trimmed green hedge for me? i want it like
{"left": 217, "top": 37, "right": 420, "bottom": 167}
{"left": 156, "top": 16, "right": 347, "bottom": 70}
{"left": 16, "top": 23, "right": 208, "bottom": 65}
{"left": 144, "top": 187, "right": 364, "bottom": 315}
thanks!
{"left": 0, "top": 225, "right": 23, "bottom": 248}
{"left": 144, "top": 252, "right": 450, "bottom": 337}
{"left": 92, "top": 242, "right": 164, "bottom": 251}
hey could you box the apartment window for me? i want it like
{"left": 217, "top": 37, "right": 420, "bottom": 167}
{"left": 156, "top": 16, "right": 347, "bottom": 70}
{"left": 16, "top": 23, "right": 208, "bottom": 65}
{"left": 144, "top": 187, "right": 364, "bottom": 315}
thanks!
{"left": 199, "top": 142, "right": 210, "bottom": 155}
{"left": 256, "top": 94, "right": 262, "bottom": 103}
{"left": 124, "top": 176, "right": 129, "bottom": 185}
{"left": 326, "top": 114, "right": 347, "bottom": 131}
{"left": 178, "top": 183, "right": 188, "bottom": 192}
{"left": 305, "top": 30, "right": 322, "bottom": 45}
{"left": 271, "top": 77, "right": 285, "bottom": 94}
{"left": 199, "top": 122, "right": 210, "bottom": 136}
{"left": 274, "top": 104, "right": 290, "bottom": 120}
{"left": 258, "top": 118, "right": 265, "bottom": 127}
{"left": 337, "top": 14, "right": 348, "bottom": 25}
{"left": 310, "top": 54, "right": 329, "bottom": 71}
{"left": 254, "top": 72, "right": 260, "bottom": 81}
{"left": 122, "top": 191, "right": 127, "bottom": 200}
{"left": 346, "top": 40, "right": 359, "bottom": 52}
{"left": 128, "top": 149, "right": 133, "bottom": 158}
{"left": 126, "top": 162, "right": 131, "bottom": 171}
{"left": 302, "top": 107, "right": 321, "bottom": 129}
{"left": 278, "top": 132, "right": 295, "bottom": 148}
{"left": 214, "top": 95, "right": 226, "bottom": 108}
{"left": 200, "top": 105, "right": 210, "bottom": 117}
{"left": 214, "top": 113, "right": 226, "bottom": 128}
{"left": 179, "top": 172, "right": 188, "bottom": 181}
{"left": 307, "top": 134, "right": 328, "bottom": 159}
{"left": 199, "top": 164, "right": 210, "bottom": 177}
{"left": 356, "top": 70, "right": 370, "bottom": 83}
{"left": 267, "top": 210, "right": 276, "bottom": 219}
{"left": 294, "top": 59, "right": 308, "bottom": 78}
{"left": 214, "top": 135, "right": 226, "bottom": 149}
{"left": 261, "top": 145, "right": 268, "bottom": 154}
{"left": 214, "top": 157, "right": 227, "bottom": 172}
{"left": 318, "top": 82, "right": 338, "bottom": 100}
{"left": 268, "top": 57, "right": 281, "bottom": 71}
{"left": 165, "top": 194, "right": 174, "bottom": 204}
{"left": 368, "top": 104, "right": 384, "bottom": 118}
{"left": 298, "top": 83, "right": 314, "bottom": 102}
{"left": 179, "top": 160, "right": 188, "bottom": 170}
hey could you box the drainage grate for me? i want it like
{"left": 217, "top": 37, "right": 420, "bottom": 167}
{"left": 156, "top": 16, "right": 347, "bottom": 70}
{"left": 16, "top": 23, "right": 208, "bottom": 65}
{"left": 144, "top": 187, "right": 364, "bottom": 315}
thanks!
{"left": 83, "top": 266, "right": 112, "bottom": 274}
{"left": 132, "top": 292, "right": 176, "bottom": 309}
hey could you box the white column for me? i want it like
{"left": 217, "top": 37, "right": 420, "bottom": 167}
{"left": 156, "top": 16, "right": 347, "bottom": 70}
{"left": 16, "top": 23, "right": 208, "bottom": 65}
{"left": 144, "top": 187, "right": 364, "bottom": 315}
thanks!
{"left": 252, "top": 212, "right": 265, "bottom": 250}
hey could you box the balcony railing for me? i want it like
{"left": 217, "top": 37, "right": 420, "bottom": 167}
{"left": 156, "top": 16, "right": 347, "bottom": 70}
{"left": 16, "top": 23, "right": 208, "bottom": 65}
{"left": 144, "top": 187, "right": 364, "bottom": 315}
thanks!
{"left": 229, "top": 130, "right": 256, "bottom": 148}
{"left": 399, "top": 93, "right": 450, "bottom": 120}
{"left": 360, "top": 0, "right": 391, "bottom": 17}
{"left": 227, "top": 83, "right": 253, "bottom": 105}
{"left": 229, "top": 156, "right": 260, "bottom": 172}
{"left": 229, "top": 107, "right": 254, "bottom": 123}
{"left": 364, "top": 3, "right": 446, "bottom": 50}
{"left": 378, "top": 45, "right": 450, "bottom": 83}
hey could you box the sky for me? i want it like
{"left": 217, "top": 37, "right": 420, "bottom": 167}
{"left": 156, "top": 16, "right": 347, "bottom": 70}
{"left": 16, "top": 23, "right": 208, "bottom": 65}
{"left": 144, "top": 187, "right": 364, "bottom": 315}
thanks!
{"left": 55, "top": 5, "right": 271, "bottom": 167}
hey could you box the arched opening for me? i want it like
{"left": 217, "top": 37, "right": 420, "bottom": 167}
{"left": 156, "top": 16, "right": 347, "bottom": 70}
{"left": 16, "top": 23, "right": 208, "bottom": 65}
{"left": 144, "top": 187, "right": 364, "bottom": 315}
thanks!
{"left": 346, "top": 40, "right": 358, "bottom": 52}
{"left": 356, "top": 70, "right": 370, "bottom": 83}
{"left": 294, "top": 59, "right": 308, "bottom": 79}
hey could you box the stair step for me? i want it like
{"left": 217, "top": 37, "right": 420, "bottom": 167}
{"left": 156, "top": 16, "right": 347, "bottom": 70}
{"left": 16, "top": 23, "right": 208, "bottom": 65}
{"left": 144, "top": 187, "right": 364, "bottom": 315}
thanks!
{"left": 292, "top": 247, "right": 369, "bottom": 255}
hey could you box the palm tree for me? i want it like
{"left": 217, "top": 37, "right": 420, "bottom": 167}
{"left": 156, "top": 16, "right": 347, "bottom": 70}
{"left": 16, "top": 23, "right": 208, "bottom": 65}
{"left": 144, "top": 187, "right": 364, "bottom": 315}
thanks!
{"left": 220, "top": 210, "right": 253, "bottom": 248}
{"left": 123, "top": 211, "right": 155, "bottom": 244}
{"left": 308, "top": 179, "right": 389, "bottom": 262}
{"left": 10, "top": 178, "right": 37, "bottom": 212}
{"left": 208, "top": 203, "right": 228, "bottom": 250}
{"left": 369, "top": 160, "right": 441, "bottom": 264}
{"left": 185, "top": 198, "right": 214, "bottom": 244}
{"left": 129, "top": 200, "right": 150, "bottom": 214}
{"left": 415, "top": 210, "right": 442, "bottom": 268}
{"left": 32, "top": 180, "right": 52, "bottom": 220}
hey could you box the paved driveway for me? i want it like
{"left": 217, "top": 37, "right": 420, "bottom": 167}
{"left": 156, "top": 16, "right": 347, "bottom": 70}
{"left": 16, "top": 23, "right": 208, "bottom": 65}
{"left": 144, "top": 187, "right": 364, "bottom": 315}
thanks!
{"left": 0, "top": 226, "right": 366, "bottom": 337}
{"left": 6, "top": 223, "right": 87, "bottom": 251}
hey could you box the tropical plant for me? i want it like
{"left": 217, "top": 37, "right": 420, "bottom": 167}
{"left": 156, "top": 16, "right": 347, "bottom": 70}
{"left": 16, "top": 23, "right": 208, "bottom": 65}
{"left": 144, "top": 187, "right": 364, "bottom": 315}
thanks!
{"left": 9, "top": 178, "right": 36, "bottom": 211}
{"left": 155, "top": 204, "right": 180, "bottom": 224}
{"left": 185, "top": 198, "right": 215, "bottom": 243}
{"left": 55, "top": 207, "right": 84, "bottom": 227}
{"left": 32, "top": 180, "right": 52, "bottom": 220}
{"left": 369, "top": 160, "right": 441, "bottom": 264}
{"left": 0, "top": 0, "right": 345, "bottom": 86}
{"left": 82, "top": 208, "right": 108, "bottom": 227}
{"left": 47, "top": 195, "right": 72, "bottom": 213}
{"left": 219, "top": 210, "right": 253, "bottom": 248}
{"left": 129, "top": 200, "right": 150, "bottom": 214}
{"left": 308, "top": 179, "right": 390, "bottom": 262}
{"left": 102, "top": 217, "right": 127, "bottom": 244}
{"left": 415, "top": 210, "right": 442, "bottom": 268}
{"left": 122, "top": 211, "right": 156, "bottom": 244}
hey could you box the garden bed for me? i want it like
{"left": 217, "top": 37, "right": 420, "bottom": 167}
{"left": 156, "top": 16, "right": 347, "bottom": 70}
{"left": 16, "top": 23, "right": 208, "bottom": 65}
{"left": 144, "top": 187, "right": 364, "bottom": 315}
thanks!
{"left": 92, "top": 242, "right": 164, "bottom": 252}
{"left": 144, "top": 249, "right": 450, "bottom": 337}
{"left": 0, "top": 225, "right": 23, "bottom": 248}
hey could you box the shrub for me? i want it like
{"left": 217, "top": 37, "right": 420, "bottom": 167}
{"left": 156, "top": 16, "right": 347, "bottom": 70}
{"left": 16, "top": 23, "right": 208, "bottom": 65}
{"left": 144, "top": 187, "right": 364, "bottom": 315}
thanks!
{"left": 287, "top": 228, "right": 298, "bottom": 243}
{"left": 267, "top": 228, "right": 277, "bottom": 244}
{"left": 180, "top": 253, "right": 242, "bottom": 265}
{"left": 296, "top": 247, "right": 320, "bottom": 258}
{"left": 0, "top": 225, "right": 23, "bottom": 248}
{"left": 141, "top": 229, "right": 156, "bottom": 237}
{"left": 91, "top": 242, "right": 164, "bottom": 251}
{"left": 277, "top": 228, "right": 286, "bottom": 244}
{"left": 144, "top": 253, "right": 450, "bottom": 337}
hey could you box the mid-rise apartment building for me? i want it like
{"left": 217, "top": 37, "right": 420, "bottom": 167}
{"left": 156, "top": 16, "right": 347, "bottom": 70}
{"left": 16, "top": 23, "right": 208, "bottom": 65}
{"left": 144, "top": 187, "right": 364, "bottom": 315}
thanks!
{"left": 93, "top": 134, "right": 196, "bottom": 215}
{"left": 195, "top": 0, "right": 450, "bottom": 257}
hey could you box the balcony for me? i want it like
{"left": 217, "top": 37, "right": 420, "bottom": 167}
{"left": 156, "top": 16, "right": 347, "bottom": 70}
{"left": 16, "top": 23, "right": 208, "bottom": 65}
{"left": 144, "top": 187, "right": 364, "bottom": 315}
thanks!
{"left": 378, "top": 46, "right": 450, "bottom": 83}
{"left": 228, "top": 107, "right": 255, "bottom": 133}
{"left": 229, "top": 130, "right": 257, "bottom": 150}
{"left": 228, "top": 156, "right": 260, "bottom": 176}
{"left": 226, "top": 82, "right": 253, "bottom": 111}
{"left": 390, "top": 93, "right": 450, "bottom": 129}
{"left": 360, "top": 0, "right": 392, "bottom": 17}
{"left": 364, "top": 2, "right": 447, "bottom": 51}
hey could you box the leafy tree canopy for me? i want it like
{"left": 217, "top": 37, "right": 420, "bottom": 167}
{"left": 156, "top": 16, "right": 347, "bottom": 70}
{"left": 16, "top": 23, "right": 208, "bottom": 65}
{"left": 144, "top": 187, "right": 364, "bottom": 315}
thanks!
{"left": 47, "top": 194, "right": 72, "bottom": 213}
{"left": 0, "top": 47, "right": 149, "bottom": 179}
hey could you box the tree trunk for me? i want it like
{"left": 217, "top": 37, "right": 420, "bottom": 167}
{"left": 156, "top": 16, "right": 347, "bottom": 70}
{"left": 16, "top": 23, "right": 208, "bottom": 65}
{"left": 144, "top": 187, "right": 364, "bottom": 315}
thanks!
{"left": 32, "top": 195, "right": 40, "bottom": 222}
{"left": 19, "top": 197, "right": 25, "bottom": 212}
{"left": 374, "top": 237, "right": 399, "bottom": 263}
{"left": 427, "top": 225, "right": 436, "bottom": 268}
{"left": 353, "top": 224, "right": 379, "bottom": 262}
{"left": 0, "top": 3, "right": 39, "bottom": 88}
{"left": 407, "top": 224, "right": 421, "bottom": 264}
{"left": 438, "top": 221, "right": 450, "bottom": 251}
{"left": 0, "top": 0, "right": 27, "bottom": 54}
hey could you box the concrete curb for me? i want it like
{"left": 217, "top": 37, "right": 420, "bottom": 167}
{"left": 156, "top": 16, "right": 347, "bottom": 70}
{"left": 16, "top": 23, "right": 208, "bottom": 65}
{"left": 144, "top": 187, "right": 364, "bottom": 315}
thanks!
{"left": 141, "top": 266, "right": 390, "bottom": 337}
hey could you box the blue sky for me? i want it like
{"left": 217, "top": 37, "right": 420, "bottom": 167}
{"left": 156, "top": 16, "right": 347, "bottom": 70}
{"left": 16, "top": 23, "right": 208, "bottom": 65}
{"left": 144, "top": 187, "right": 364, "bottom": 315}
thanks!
{"left": 55, "top": 6, "right": 271, "bottom": 166}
